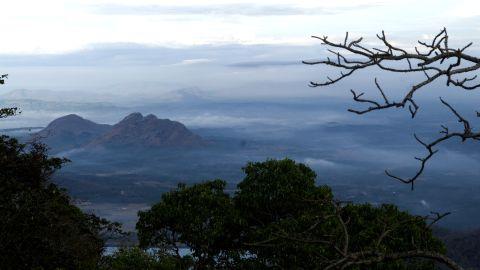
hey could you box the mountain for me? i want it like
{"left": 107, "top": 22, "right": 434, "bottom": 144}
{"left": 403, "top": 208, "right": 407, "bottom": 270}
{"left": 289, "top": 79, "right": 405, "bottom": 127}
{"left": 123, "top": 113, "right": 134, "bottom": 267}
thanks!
{"left": 89, "top": 113, "right": 205, "bottom": 148}
{"left": 35, "top": 114, "right": 112, "bottom": 152}
{"left": 435, "top": 227, "right": 480, "bottom": 269}
{"left": 35, "top": 113, "right": 205, "bottom": 152}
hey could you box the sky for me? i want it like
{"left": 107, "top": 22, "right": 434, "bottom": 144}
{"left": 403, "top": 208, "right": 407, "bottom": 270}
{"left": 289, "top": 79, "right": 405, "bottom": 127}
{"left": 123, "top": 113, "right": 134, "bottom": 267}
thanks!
{"left": 1, "top": 0, "right": 480, "bottom": 127}
{"left": 0, "top": 0, "right": 479, "bottom": 54}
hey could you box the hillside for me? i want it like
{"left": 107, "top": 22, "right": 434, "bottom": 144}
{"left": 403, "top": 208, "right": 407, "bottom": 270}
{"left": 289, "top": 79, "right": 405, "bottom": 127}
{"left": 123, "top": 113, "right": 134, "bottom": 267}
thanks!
{"left": 88, "top": 113, "right": 205, "bottom": 148}
{"left": 36, "top": 113, "right": 205, "bottom": 152}
{"left": 35, "top": 114, "right": 112, "bottom": 152}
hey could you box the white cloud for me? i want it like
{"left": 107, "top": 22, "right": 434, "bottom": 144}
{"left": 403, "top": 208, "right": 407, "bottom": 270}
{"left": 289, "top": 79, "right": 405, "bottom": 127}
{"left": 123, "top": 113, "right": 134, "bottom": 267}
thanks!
{"left": 93, "top": 3, "right": 382, "bottom": 16}
{"left": 420, "top": 200, "right": 430, "bottom": 208}
{"left": 304, "top": 157, "right": 338, "bottom": 168}
{"left": 176, "top": 113, "right": 285, "bottom": 128}
{"left": 0, "top": 0, "right": 474, "bottom": 54}
{"left": 177, "top": 58, "right": 212, "bottom": 65}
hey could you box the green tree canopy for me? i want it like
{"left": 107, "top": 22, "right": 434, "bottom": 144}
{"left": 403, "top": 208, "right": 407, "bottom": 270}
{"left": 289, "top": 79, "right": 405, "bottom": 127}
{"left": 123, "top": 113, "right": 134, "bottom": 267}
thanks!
{"left": 137, "top": 179, "right": 241, "bottom": 268}
{"left": 137, "top": 159, "right": 446, "bottom": 269}
{"left": 99, "top": 247, "right": 194, "bottom": 270}
{"left": 0, "top": 136, "right": 120, "bottom": 270}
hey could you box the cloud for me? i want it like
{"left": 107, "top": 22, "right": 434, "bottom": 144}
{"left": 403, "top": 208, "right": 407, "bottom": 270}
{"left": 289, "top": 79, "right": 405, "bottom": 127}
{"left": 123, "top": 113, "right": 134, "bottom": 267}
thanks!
{"left": 94, "top": 3, "right": 382, "bottom": 17}
{"left": 0, "top": 43, "right": 320, "bottom": 67}
{"left": 228, "top": 60, "right": 300, "bottom": 68}
{"left": 177, "top": 58, "right": 213, "bottom": 65}
{"left": 303, "top": 158, "right": 338, "bottom": 168}
{"left": 57, "top": 148, "right": 86, "bottom": 157}
{"left": 177, "top": 113, "right": 287, "bottom": 128}
{"left": 420, "top": 199, "right": 430, "bottom": 208}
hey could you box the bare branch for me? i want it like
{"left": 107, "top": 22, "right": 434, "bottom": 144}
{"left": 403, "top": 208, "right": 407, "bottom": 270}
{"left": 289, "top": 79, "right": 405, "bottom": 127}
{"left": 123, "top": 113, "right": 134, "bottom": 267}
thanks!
{"left": 305, "top": 29, "right": 480, "bottom": 117}
{"left": 305, "top": 29, "right": 480, "bottom": 187}
{"left": 385, "top": 98, "right": 480, "bottom": 189}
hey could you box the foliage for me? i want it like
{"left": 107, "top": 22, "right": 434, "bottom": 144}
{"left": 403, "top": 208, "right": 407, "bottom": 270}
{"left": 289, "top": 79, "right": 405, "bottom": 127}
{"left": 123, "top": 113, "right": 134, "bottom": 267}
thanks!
{"left": 235, "top": 159, "right": 323, "bottom": 224}
{"left": 137, "top": 179, "right": 242, "bottom": 268}
{"left": 0, "top": 74, "right": 125, "bottom": 269}
{"left": 99, "top": 247, "right": 193, "bottom": 270}
{"left": 0, "top": 136, "right": 121, "bottom": 270}
{"left": 137, "top": 159, "right": 445, "bottom": 269}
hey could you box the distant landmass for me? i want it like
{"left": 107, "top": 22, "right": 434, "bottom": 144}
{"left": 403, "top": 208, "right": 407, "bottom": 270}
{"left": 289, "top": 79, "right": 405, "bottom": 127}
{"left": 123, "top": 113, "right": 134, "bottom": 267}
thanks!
{"left": 436, "top": 227, "right": 480, "bottom": 269}
{"left": 35, "top": 113, "right": 205, "bottom": 152}
{"left": 89, "top": 113, "right": 204, "bottom": 148}
{"left": 36, "top": 114, "right": 112, "bottom": 152}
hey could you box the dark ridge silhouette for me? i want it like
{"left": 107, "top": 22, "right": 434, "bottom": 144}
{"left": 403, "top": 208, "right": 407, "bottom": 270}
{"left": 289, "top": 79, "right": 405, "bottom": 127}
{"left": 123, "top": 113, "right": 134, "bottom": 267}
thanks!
{"left": 36, "top": 113, "right": 205, "bottom": 152}
{"left": 89, "top": 112, "right": 205, "bottom": 148}
{"left": 36, "top": 114, "right": 112, "bottom": 152}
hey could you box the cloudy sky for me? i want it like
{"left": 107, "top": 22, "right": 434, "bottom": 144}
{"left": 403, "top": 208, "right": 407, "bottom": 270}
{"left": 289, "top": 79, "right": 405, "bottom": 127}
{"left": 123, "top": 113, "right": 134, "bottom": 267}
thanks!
{"left": 1, "top": 0, "right": 479, "bottom": 54}
{"left": 1, "top": 0, "right": 479, "bottom": 122}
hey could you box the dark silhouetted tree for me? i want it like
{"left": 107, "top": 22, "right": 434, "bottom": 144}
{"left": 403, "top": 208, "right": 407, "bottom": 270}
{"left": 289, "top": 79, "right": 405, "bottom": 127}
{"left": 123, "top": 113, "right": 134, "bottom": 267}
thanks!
{"left": 137, "top": 159, "right": 457, "bottom": 269}
{"left": 0, "top": 76, "right": 121, "bottom": 270}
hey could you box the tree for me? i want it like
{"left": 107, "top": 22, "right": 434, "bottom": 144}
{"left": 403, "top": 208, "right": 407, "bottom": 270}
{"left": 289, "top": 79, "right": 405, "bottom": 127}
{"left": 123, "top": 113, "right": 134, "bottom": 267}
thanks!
{"left": 99, "top": 247, "right": 194, "bottom": 270}
{"left": 234, "top": 159, "right": 335, "bottom": 268}
{"left": 235, "top": 159, "right": 324, "bottom": 225}
{"left": 303, "top": 28, "right": 480, "bottom": 189}
{"left": 137, "top": 180, "right": 242, "bottom": 269}
{"left": 0, "top": 136, "right": 122, "bottom": 269}
{"left": 137, "top": 159, "right": 453, "bottom": 269}
{"left": 0, "top": 77, "right": 121, "bottom": 269}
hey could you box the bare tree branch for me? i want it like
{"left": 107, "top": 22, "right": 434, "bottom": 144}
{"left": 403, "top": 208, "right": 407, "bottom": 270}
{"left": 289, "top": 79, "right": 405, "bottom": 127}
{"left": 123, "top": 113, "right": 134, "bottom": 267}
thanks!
{"left": 385, "top": 98, "right": 480, "bottom": 189}
{"left": 303, "top": 28, "right": 480, "bottom": 116}
{"left": 305, "top": 29, "right": 480, "bottom": 188}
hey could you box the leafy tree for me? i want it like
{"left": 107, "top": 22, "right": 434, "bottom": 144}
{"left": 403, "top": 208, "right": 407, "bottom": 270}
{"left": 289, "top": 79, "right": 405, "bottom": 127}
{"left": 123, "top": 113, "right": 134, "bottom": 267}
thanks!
{"left": 137, "top": 159, "right": 449, "bottom": 269}
{"left": 137, "top": 180, "right": 242, "bottom": 269}
{"left": 234, "top": 159, "right": 335, "bottom": 268}
{"left": 101, "top": 248, "right": 158, "bottom": 270}
{"left": 0, "top": 136, "right": 122, "bottom": 269}
{"left": 100, "top": 247, "right": 193, "bottom": 270}
{"left": 0, "top": 76, "right": 122, "bottom": 269}
{"left": 235, "top": 159, "right": 325, "bottom": 224}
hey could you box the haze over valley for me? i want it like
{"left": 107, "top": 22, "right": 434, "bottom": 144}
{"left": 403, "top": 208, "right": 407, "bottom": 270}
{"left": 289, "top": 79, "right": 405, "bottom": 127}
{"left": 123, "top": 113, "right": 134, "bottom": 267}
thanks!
{"left": 3, "top": 85, "right": 480, "bottom": 231}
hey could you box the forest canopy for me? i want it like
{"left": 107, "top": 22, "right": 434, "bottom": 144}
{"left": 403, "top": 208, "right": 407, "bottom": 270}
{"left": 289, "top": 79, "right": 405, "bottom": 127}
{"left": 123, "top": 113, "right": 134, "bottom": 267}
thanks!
{"left": 137, "top": 159, "right": 450, "bottom": 269}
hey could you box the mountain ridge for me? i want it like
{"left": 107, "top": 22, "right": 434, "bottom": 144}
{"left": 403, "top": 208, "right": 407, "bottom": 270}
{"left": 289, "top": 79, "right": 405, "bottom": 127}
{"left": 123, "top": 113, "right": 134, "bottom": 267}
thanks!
{"left": 88, "top": 112, "right": 205, "bottom": 148}
{"left": 35, "top": 114, "right": 112, "bottom": 152}
{"left": 36, "top": 113, "right": 205, "bottom": 152}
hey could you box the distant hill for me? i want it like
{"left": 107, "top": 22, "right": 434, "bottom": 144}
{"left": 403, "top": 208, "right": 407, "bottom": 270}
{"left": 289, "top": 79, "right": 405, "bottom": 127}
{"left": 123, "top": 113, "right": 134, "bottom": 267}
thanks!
{"left": 35, "top": 114, "right": 112, "bottom": 152}
{"left": 36, "top": 113, "right": 205, "bottom": 152}
{"left": 89, "top": 113, "right": 205, "bottom": 148}
{"left": 435, "top": 227, "right": 480, "bottom": 269}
